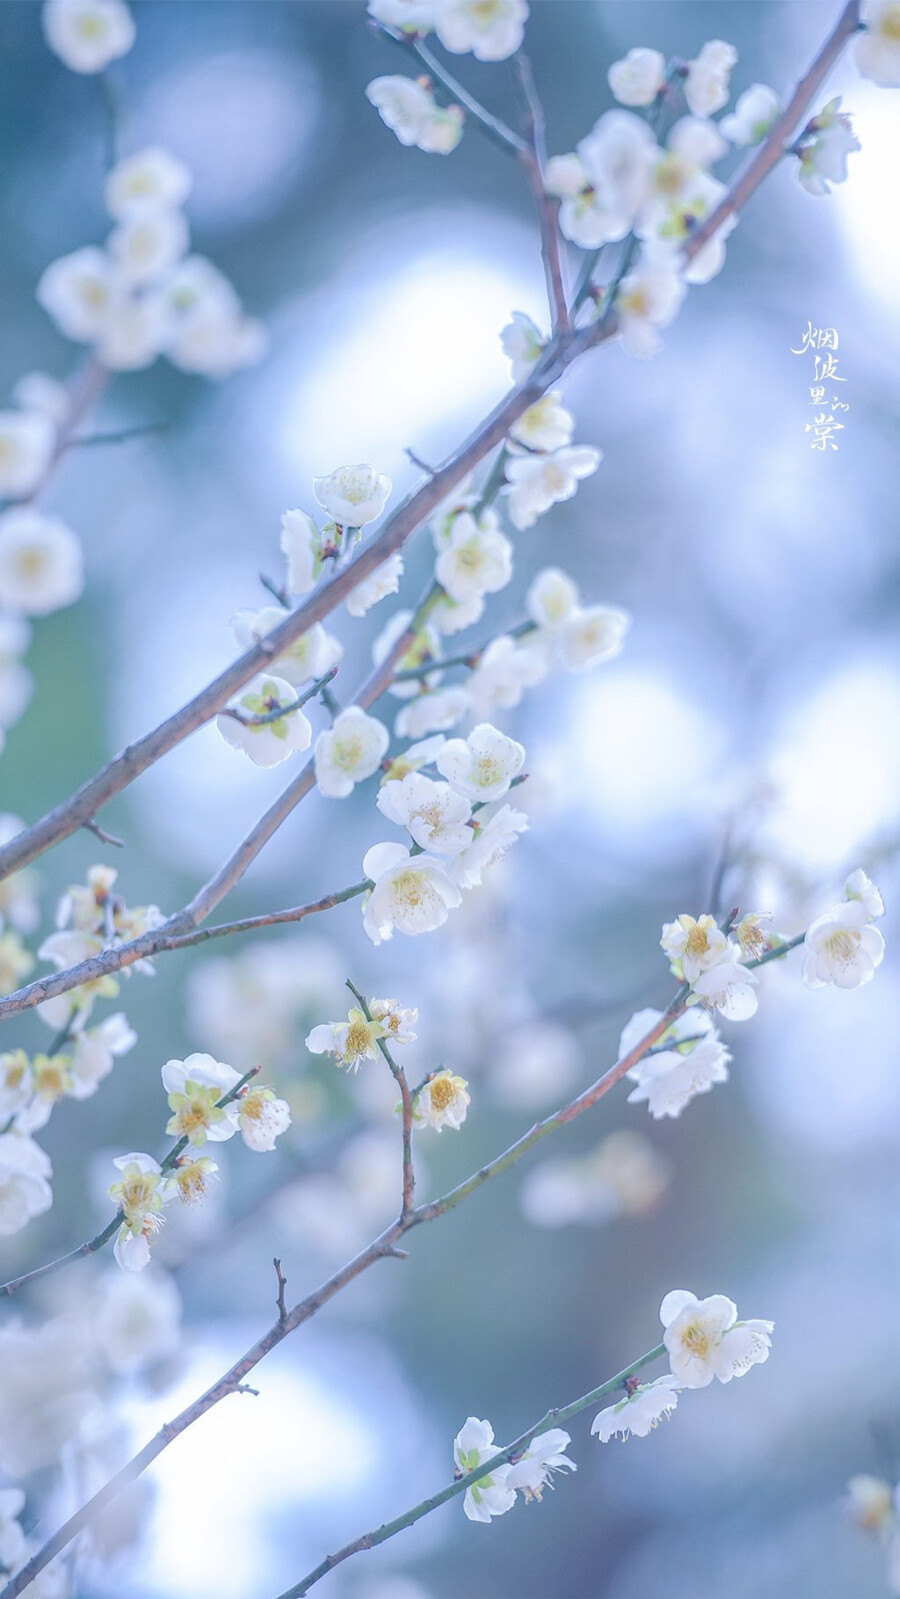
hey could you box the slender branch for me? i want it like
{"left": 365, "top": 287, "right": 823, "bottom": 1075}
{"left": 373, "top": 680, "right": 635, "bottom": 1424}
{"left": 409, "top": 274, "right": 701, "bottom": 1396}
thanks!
{"left": 347, "top": 979, "right": 415, "bottom": 1217}
{"left": 274, "top": 1258, "right": 288, "bottom": 1325}
{"left": 682, "top": 0, "right": 860, "bottom": 262}
{"left": 0, "top": 1067, "right": 259, "bottom": 1300}
{"left": 744, "top": 931, "right": 806, "bottom": 970}
{"left": 374, "top": 22, "right": 528, "bottom": 155}
{"left": 279, "top": 1344, "right": 667, "bottom": 1597}
{"left": 63, "top": 421, "right": 166, "bottom": 451}
{"left": 80, "top": 818, "right": 124, "bottom": 848}
{"left": 515, "top": 53, "right": 569, "bottom": 331}
{"left": 0, "top": 989, "right": 692, "bottom": 1598}
{"left": 218, "top": 667, "right": 339, "bottom": 727}
{"left": 392, "top": 619, "right": 538, "bottom": 683}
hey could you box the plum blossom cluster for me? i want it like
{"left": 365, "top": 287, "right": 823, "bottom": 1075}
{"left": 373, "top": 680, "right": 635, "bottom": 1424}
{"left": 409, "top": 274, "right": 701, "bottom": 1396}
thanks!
{"left": 369, "top": 0, "right": 528, "bottom": 66}
{"left": 454, "top": 1287, "right": 772, "bottom": 1522}
{"left": 108, "top": 1052, "right": 291, "bottom": 1270}
{"left": 37, "top": 141, "right": 264, "bottom": 378}
{"left": 306, "top": 998, "right": 471, "bottom": 1130}
{"left": 38, "top": 862, "right": 164, "bottom": 1025}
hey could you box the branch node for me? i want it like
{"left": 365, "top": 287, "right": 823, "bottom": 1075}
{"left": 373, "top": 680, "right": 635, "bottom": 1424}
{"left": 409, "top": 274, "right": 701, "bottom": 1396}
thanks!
{"left": 274, "top": 1257, "right": 288, "bottom": 1325}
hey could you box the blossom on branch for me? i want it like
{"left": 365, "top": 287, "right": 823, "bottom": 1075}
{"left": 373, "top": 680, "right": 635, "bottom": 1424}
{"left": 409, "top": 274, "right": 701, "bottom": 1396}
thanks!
{"left": 505, "top": 1429, "right": 576, "bottom": 1499}
{"left": 608, "top": 47, "right": 666, "bottom": 108}
{"left": 856, "top": 1, "right": 900, "bottom": 86}
{"left": 313, "top": 464, "right": 391, "bottom": 527}
{"left": 591, "top": 1374, "right": 681, "bottom": 1441}
{"left": 453, "top": 1417, "right": 516, "bottom": 1522}
{"left": 306, "top": 1007, "right": 386, "bottom": 1072}
{"left": 449, "top": 802, "right": 528, "bottom": 889}
{"left": 233, "top": 606, "right": 343, "bottom": 688}
{"left": 216, "top": 674, "right": 313, "bottom": 767}
{"left": 797, "top": 99, "right": 861, "bottom": 196}
{"left": 414, "top": 1068, "right": 470, "bottom": 1130}
{"left": 237, "top": 1086, "right": 292, "bottom": 1151}
{"left": 366, "top": 76, "right": 464, "bottom": 154}
{"left": 108, "top": 1153, "right": 167, "bottom": 1271}
{"left": 0, "top": 1132, "right": 53, "bottom": 1235}
{"left": 0, "top": 410, "right": 55, "bottom": 499}
{"left": 436, "top": 722, "right": 525, "bottom": 800}
{"left": 315, "top": 707, "right": 390, "bottom": 798}
{"left": 105, "top": 146, "right": 192, "bottom": 219}
{"left": 370, "top": 998, "right": 418, "bottom": 1045}
{"left": 161, "top": 1053, "right": 241, "bottom": 1145}
{"left": 683, "top": 39, "right": 737, "bottom": 118}
{"left": 361, "top": 842, "right": 462, "bottom": 943}
{"left": 505, "top": 446, "right": 601, "bottom": 531}
{"left": 720, "top": 83, "right": 782, "bottom": 145}
{"left": 802, "top": 889, "right": 885, "bottom": 990}
{"left": 377, "top": 771, "right": 474, "bottom": 854}
{"left": 433, "top": 0, "right": 528, "bottom": 62}
{"left": 42, "top": 0, "right": 135, "bottom": 73}
{"left": 622, "top": 1007, "right": 731, "bottom": 1119}
{"left": 660, "top": 1289, "right": 773, "bottom": 1387}
{"left": 0, "top": 511, "right": 83, "bottom": 617}
{"left": 500, "top": 312, "right": 546, "bottom": 382}
{"left": 347, "top": 552, "right": 405, "bottom": 617}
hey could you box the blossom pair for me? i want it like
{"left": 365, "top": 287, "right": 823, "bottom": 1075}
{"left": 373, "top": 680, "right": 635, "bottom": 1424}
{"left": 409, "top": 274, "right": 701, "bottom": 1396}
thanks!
{"left": 453, "top": 1417, "right": 575, "bottom": 1522}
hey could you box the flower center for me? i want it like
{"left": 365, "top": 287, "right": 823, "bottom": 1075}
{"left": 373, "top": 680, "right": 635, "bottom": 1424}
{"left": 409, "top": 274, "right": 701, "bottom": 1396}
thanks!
{"left": 681, "top": 1321, "right": 713, "bottom": 1359}
{"left": 345, "top": 1020, "right": 373, "bottom": 1057}
{"left": 429, "top": 1076, "right": 455, "bottom": 1111}
{"left": 684, "top": 925, "right": 709, "bottom": 960}
{"left": 824, "top": 929, "right": 858, "bottom": 966}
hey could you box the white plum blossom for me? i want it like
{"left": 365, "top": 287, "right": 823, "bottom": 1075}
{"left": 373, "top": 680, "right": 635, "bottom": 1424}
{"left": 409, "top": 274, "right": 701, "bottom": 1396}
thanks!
{"left": 801, "top": 897, "right": 885, "bottom": 990}
{"left": 591, "top": 1374, "right": 681, "bottom": 1442}
{"left": 370, "top": 998, "right": 418, "bottom": 1045}
{"left": 347, "top": 552, "right": 404, "bottom": 616}
{"left": 237, "top": 1085, "right": 292, "bottom": 1151}
{"left": 161, "top": 1053, "right": 241, "bottom": 1145}
{"left": 720, "top": 83, "right": 782, "bottom": 145}
{"left": 449, "top": 803, "right": 528, "bottom": 889}
{"left": 313, "top": 464, "right": 391, "bottom": 526}
{"left": 157, "top": 254, "right": 265, "bottom": 378}
{"left": 12, "top": 371, "right": 71, "bottom": 427}
{"left": 508, "top": 391, "right": 574, "bottom": 453}
{"left": 0, "top": 410, "right": 55, "bottom": 499}
{"left": 381, "top": 733, "right": 446, "bottom": 782}
{"left": 315, "top": 707, "right": 390, "bottom": 798}
{"left": 69, "top": 1011, "right": 136, "bottom": 1097}
{"left": 556, "top": 603, "right": 630, "bottom": 672}
{"left": 0, "top": 511, "right": 83, "bottom": 616}
{"left": 666, "top": 114, "right": 729, "bottom": 167}
{"left": 436, "top": 722, "right": 525, "bottom": 800}
{"left": 638, "top": 166, "right": 735, "bottom": 285}
{"left": 615, "top": 247, "right": 686, "bottom": 358}
{"left": 691, "top": 955, "right": 759, "bottom": 1021}
{"left": 104, "top": 146, "right": 192, "bottom": 220}
{"left": 108, "top": 210, "right": 190, "bottom": 288}
{"left": 500, "top": 312, "right": 546, "bottom": 382}
{"left": 366, "top": 76, "right": 463, "bottom": 154}
{"left": 526, "top": 567, "right": 579, "bottom": 631}
{"left": 93, "top": 1266, "right": 182, "bottom": 1373}
{"left": 683, "top": 39, "right": 737, "bottom": 118}
{"left": 368, "top": 0, "right": 437, "bottom": 29}
{"left": 466, "top": 634, "right": 549, "bottom": 716}
{"left": 433, "top": 0, "right": 528, "bottom": 62}
{"left": 36, "top": 246, "right": 119, "bottom": 343}
{"left": 434, "top": 515, "right": 513, "bottom": 603}
{"left": 845, "top": 1473, "right": 896, "bottom": 1534}
{"left": 43, "top": 0, "right": 136, "bottom": 73}
{"left": 377, "top": 771, "right": 473, "bottom": 854}
{"left": 660, "top": 912, "right": 730, "bottom": 981}
{"left": 845, "top": 868, "right": 885, "bottom": 918}
{"left": 453, "top": 1418, "right": 516, "bottom": 1522}
{"left": 96, "top": 292, "right": 169, "bottom": 371}
{"left": 505, "top": 1429, "right": 576, "bottom": 1499}
{"left": 361, "top": 841, "right": 462, "bottom": 943}
{"left": 505, "top": 445, "right": 601, "bottom": 531}
{"left": 108, "top": 1153, "right": 167, "bottom": 1272}
{"left": 216, "top": 674, "right": 312, "bottom": 767}
{"left": 0, "top": 1133, "right": 53, "bottom": 1234}
{"left": 660, "top": 1289, "right": 773, "bottom": 1387}
{"left": 551, "top": 112, "right": 656, "bottom": 249}
{"left": 306, "top": 1007, "right": 385, "bottom": 1072}
{"left": 415, "top": 1068, "right": 470, "bottom": 1131}
{"left": 607, "top": 46, "right": 666, "bottom": 107}
{"left": 856, "top": 0, "right": 900, "bottom": 85}
{"left": 280, "top": 508, "right": 322, "bottom": 596}
{"left": 394, "top": 684, "right": 471, "bottom": 739}
{"left": 430, "top": 588, "right": 485, "bottom": 636}
{"left": 798, "top": 99, "right": 861, "bottom": 195}
{"left": 232, "top": 606, "right": 343, "bottom": 688}
{"left": 622, "top": 1007, "right": 731, "bottom": 1119}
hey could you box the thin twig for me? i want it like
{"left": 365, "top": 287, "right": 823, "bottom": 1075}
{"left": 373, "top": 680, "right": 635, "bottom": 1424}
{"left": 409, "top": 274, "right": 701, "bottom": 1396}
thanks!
{"left": 347, "top": 979, "right": 415, "bottom": 1217}
{"left": 274, "top": 1258, "right": 288, "bottom": 1325}
{"left": 374, "top": 22, "right": 528, "bottom": 156}
{"left": 63, "top": 421, "right": 166, "bottom": 451}
{"left": 80, "top": 819, "right": 124, "bottom": 848}
{"left": 514, "top": 53, "right": 569, "bottom": 331}
{"left": 218, "top": 667, "right": 339, "bottom": 728}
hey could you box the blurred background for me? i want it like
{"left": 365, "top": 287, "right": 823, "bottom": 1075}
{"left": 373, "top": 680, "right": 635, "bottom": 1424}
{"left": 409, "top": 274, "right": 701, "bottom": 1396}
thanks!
{"left": 0, "top": 1, "right": 899, "bottom": 1596}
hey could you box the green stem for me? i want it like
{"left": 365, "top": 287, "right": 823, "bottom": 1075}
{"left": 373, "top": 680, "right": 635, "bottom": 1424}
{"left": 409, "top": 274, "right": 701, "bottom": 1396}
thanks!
{"left": 222, "top": 667, "right": 339, "bottom": 728}
{"left": 278, "top": 1344, "right": 667, "bottom": 1597}
{"left": 744, "top": 931, "right": 806, "bottom": 970}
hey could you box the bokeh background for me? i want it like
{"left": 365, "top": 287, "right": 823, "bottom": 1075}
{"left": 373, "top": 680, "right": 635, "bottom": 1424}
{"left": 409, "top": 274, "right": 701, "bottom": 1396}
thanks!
{"left": 1, "top": 2, "right": 899, "bottom": 1596}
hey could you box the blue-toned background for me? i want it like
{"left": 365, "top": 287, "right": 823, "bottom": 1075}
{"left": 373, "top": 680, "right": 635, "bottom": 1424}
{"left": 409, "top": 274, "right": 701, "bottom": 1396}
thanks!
{"left": 1, "top": 2, "right": 898, "bottom": 1596}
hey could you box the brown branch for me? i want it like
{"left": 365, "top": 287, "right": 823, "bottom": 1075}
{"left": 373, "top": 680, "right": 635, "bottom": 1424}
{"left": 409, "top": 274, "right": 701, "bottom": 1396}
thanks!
{"left": 682, "top": 0, "right": 861, "bottom": 262}
{"left": 515, "top": 53, "right": 569, "bottom": 332}
{"left": 274, "top": 1258, "right": 288, "bottom": 1325}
